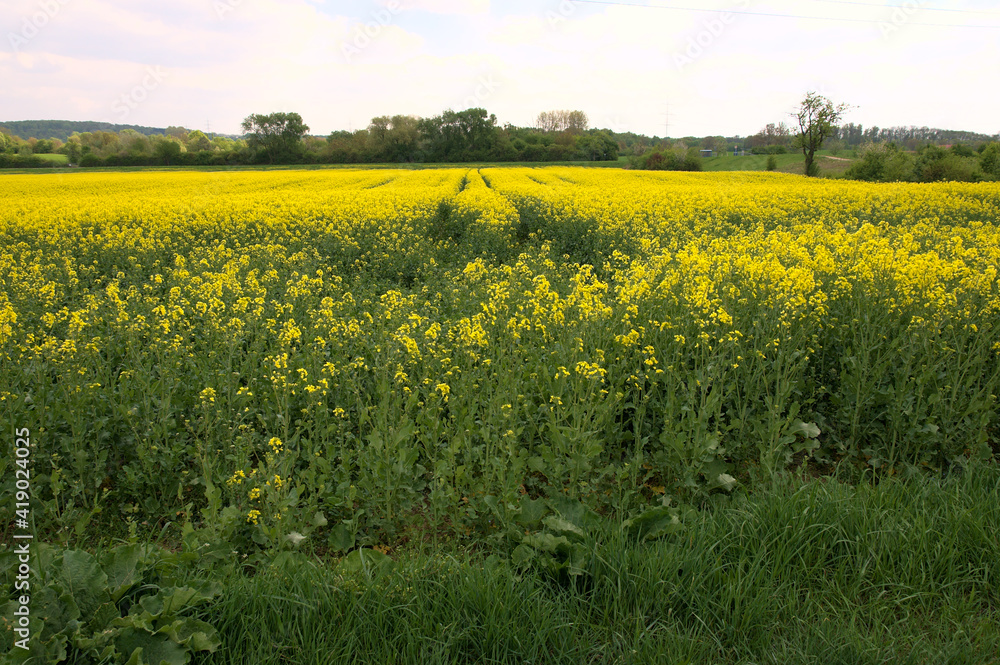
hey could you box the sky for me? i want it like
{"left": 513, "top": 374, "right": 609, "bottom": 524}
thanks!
{"left": 1, "top": 0, "right": 998, "bottom": 138}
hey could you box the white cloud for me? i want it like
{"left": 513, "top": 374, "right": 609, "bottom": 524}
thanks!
{"left": 2, "top": 0, "right": 998, "bottom": 137}
{"left": 378, "top": 0, "right": 489, "bottom": 16}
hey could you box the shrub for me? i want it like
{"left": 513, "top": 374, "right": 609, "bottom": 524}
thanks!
{"left": 844, "top": 142, "right": 913, "bottom": 182}
{"left": 980, "top": 142, "right": 1000, "bottom": 179}
{"left": 636, "top": 148, "right": 702, "bottom": 172}
{"left": 913, "top": 144, "right": 977, "bottom": 182}
{"left": 0, "top": 544, "right": 221, "bottom": 664}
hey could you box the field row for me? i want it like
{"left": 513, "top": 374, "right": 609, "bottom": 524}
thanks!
{"left": 1, "top": 168, "right": 998, "bottom": 549}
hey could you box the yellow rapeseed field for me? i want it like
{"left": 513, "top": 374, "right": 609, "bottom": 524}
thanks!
{"left": 1, "top": 168, "right": 998, "bottom": 543}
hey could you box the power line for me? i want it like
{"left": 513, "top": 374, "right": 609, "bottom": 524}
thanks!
{"left": 569, "top": 0, "right": 1000, "bottom": 29}
{"left": 806, "top": 0, "right": 1000, "bottom": 17}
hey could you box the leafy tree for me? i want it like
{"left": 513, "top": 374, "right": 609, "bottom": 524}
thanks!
{"left": 367, "top": 115, "right": 420, "bottom": 162}
{"left": 419, "top": 109, "right": 499, "bottom": 162}
{"left": 635, "top": 147, "right": 701, "bottom": 171}
{"left": 186, "top": 130, "right": 213, "bottom": 152}
{"left": 165, "top": 126, "right": 190, "bottom": 142}
{"left": 844, "top": 142, "right": 912, "bottom": 182}
{"left": 241, "top": 112, "right": 310, "bottom": 164}
{"left": 980, "top": 142, "right": 1000, "bottom": 178}
{"left": 792, "top": 92, "right": 850, "bottom": 177}
{"left": 152, "top": 135, "right": 183, "bottom": 165}
{"left": 950, "top": 143, "right": 976, "bottom": 158}
{"left": 62, "top": 136, "right": 83, "bottom": 164}
{"left": 912, "top": 144, "right": 975, "bottom": 182}
{"left": 536, "top": 110, "right": 589, "bottom": 134}
{"left": 212, "top": 136, "right": 237, "bottom": 152}
{"left": 577, "top": 131, "right": 619, "bottom": 161}
{"left": 120, "top": 129, "right": 151, "bottom": 157}
{"left": 33, "top": 138, "right": 56, "bottom": 153}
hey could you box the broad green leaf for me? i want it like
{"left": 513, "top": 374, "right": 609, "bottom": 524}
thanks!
{"left": 790, "top": 420, "right": 821, "bottom": 439}
{"left": 84, "top": 600, "right": 122, "bottom": 635}
{"left": 541, "top": 516, "right": 587, "bottom": 542}
{"left": 60, "top": 550, "right": 109, "bottom": 618}
{"left": 546, "top": 496, "right": 600, "bottom": 530}
{"left": 514, "top": 497, "right": 549, "bottom": 528}
{"left": 117, "top": 628, "right": 189, "bottom": 665}
{"left": 622, "top": 505, "right": 684, "bottom": 541}
{"left": 310, "top": 511, "right": 328, "bottom": 528}
{"left": 715, "top": 474, "right": 738, "bottom": 492}
{"left": 138, "top": 581, "right": 220, "bottom": 618}
{"left": 338, "top": 548, "right": 393, "bottom": 576}
{"left": 328, "top": 524, "right": 356, "bottom": 552}
{"left": 156, "top": 618, "right": 221, "bottom": 652}
{"left": 511, "top": 544, "right": 536, "bottom": 567}
{"left": 101, "top": 544, "right": 145, "bottom": 602}
{"left": 522, "top": 532, "right": 571, "bottom": 554}
{"left": 5, "top": 629, "right": 68, "bottom": 664}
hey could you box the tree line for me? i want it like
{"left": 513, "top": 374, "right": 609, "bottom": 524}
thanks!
{"left": 3, "top": 99, "right": 997, "bottom": 180}
{"left": 0, "top": 108, "right": 622, "bottom": 168}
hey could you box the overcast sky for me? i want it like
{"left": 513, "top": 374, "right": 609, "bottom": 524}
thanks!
{"left": 2, "top": 0, "right": 998, "bottom": 138}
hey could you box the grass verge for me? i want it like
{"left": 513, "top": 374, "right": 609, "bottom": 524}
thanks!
{"left": 188, "top": 462, "right": 1000, "bottom": 664}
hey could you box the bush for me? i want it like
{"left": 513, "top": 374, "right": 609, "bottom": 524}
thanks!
{"left": 950, "top": 143, "right": 976, "bottom": 158}
{"left": 980, "top": 142, "right": 1000, "bottom": 179}
{"left": 844, "top": 142, "right": 913, "bottom": 182}
{"left": 0, "top": 153, "right": 54, "bottom": 169}
{"left": 635, "top": 148, "right": 702, "bottom": 172}
{"left": 766, "top": 155, "right": 778, "bottom": 171}
{"left": 0, "top": 544, "right": 221, "bottom": 664}
{"left": 750, "top": 145, "right": 787, "bottom": 155}
{"left": 913, "top": 144, "right": 977, "bottom": 182}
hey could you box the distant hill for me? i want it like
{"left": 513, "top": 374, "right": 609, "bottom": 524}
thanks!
{"left": 0, "top": 120, "right": 242, "bottom": 142}
{"left": 0, "top": 120, "right": 174, "bottom": 142}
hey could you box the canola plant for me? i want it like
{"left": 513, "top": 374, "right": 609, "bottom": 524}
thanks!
{"left": 1, "top": 168, "right": 997, "bottom": 545}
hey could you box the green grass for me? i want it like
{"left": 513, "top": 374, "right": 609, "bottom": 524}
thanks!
{"left": 32, "top": 153, "right": 69, "bottom": 165}
{"left": 701, "top": 150, "right": 855, "bottom": 176}
{"left": 185, "top": 463, "right": 1000, "bottom": 664}
{"left": 1, "top": 158, "right": 628, "bottom": 175}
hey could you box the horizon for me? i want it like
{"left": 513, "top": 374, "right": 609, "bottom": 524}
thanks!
{"left": 3, "top": 1, "right": 1000, "bottom": 138}
{"left": 2, "top": 116, "right": 999, "bottom": 144}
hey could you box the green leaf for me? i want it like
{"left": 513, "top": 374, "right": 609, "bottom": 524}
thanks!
{"left": 117, "top": 628, "right": 190, "bottom": 665}
{"left": 790, "top": 420, "right": 821, "bottom": 439}
{"left": 715, "top": 473, "right": 738, "bottom": 492}
{"left": 5, "top": 629, "right": 68, "bottom": 664}
{"left": 541, "top": 516, "right": 587, "bottom": 542}
{"left": 328, "top": 524, "right": 356, "bottom": 553}
{"left": 60, "top": 550, "right": 110, "bottom": 618}
{"left": 622, "top": 505, "right": 684, "bottom": 541}
{"left": 511, "top": 544, "right": 536, "bottom": 567}
{"left": 156, "top": 618, "right": 221, "bottom": 653}
{"left": 138, "top": 581, "right": 220, "bottom": 618}
{"left": 101, "top": 544, "right": 146, "bottom": 602}
{"left": 515, "top": 497, "right": 549, "bottom": 528}
{"left": 84, "top": 600, "right": 122, "bottom": 635}
{"left": 338, "top": 548, "right": 393, "bottom": 577}
{"left": 310, "top": 511, "right": 328, "bottom": 528}
{"left": 522, "top": 532, "right": 571, "bottom": 554}
{"left": 546, "top": 496, "right": 600, "bottom": 530}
